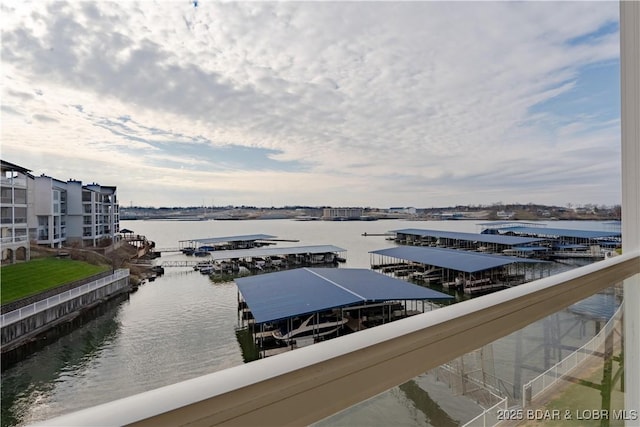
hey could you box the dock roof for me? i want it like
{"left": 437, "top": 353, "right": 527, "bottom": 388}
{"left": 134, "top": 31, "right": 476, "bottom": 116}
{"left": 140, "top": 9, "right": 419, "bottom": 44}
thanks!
{"left": 478, "top": 221, "right": 543, "bottom": 227}
{"left": 392, "top": 228, "right": 544, "bottom": 245}
{"left": 508, "top": 246, "right": 551, "bottom": 252}
{"left": 236, "top": 268, "right": 452, "bottom": 324}
{"left": 180, "top": 234, "right": 277, "bottom": 245}
{"left": 370, "top": 246, "right": 544, "bottom": 273}
{"left": 206, "top": 245, "right": 345, "bottom": 261}
{"left": 497, "top": 226, "right": 621, "bottom": 239}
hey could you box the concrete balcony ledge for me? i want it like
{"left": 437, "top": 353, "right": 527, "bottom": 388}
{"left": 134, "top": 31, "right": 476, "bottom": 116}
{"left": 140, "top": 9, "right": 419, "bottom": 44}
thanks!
{"left": 35, "top": 251, "right": 639, "bottom": 427}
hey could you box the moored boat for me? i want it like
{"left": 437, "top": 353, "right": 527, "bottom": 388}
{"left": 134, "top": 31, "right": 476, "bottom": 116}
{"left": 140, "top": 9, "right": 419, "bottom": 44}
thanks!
{"left": 273, "top": 313, "right": 348, "bottom": 342}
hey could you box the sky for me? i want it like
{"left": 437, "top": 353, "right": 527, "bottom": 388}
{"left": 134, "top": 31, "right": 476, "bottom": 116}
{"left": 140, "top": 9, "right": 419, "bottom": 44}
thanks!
{"left": 1, "top": 1, "right": 622, "bottom": 208}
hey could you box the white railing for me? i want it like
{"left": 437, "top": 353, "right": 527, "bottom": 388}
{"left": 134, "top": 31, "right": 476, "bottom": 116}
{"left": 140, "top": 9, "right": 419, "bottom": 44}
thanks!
{"left": 522, "top": 302, "right": 623, "bottom": 407}
{"left": 1, "top": 269, "right": 129, "bottom": 328}
{"left": 33, "top": 251, "right": 639, "bottom": 427}
{"left": 462, "top": 397, "right": 509, "bottom": 427}
{"left": 0, "top": 235, "right": 29, "bottom": 244}
{"left": 439, "top": 357, "right": 509, "bottom": 427}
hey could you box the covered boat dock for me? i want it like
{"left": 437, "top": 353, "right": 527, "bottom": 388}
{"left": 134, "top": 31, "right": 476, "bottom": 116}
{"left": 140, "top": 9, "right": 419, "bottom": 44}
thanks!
{"left": 370, "top": 246, "right": 550, "bottom": 294}
{"left": 236, "top": 268, "right": 452, "bottom": 357}
{"left": 484, "top": 225, "right": 621, "bottom": 258}
{"left": 178, "top": 234, "right": 279, "bottom": 253}
{"left": 162, "top": 245, "right": 346, "bottom": 275}
{"left": 490, "top": 225, "right": 621, "bottom": 244}
{"left": 392, "top": 228, "right": 548, "bottom": 257}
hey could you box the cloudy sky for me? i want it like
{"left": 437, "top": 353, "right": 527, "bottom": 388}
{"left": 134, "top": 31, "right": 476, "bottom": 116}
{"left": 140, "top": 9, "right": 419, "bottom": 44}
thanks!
{"left": 1, "top": 1, "right": 621, "bottom": 208}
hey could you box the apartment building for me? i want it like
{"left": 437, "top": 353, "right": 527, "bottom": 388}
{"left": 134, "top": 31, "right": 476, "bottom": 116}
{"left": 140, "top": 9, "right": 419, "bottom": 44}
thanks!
{"left": 32, "top": 177, "right": 120, "bottom": 248}
{"left": 322, "top": 207, "right": 364, "bottom": 220}
{"left": 73, "top": 182, "right": 120, "bottom": 247}
{"left": 32, "top": 175, "right": 69, "bottom": 248}
{"left": 0, "top": 159, "right": 120, "bottom": 262}
{"left": 1, "top": 160, "right": 31, "bottom": 263}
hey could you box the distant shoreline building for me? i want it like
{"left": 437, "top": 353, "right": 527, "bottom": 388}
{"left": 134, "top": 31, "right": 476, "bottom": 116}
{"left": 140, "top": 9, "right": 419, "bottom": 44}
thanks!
{"left": 322, "top": 207, "right": 364, "bottom": 221}
{"left": 388, "top": 207, "right": 417, "bottom": 215}
{"left": 1, "top": 159, "right": 120, "bottom": 263}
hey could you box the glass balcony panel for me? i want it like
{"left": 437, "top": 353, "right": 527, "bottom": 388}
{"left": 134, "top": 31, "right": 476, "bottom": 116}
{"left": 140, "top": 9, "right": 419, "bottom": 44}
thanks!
{"left": 316, "top": 283, "right": 626, "bottom": 427}
{"left": 0, "top": 176, "right": 27, "bottom": 187}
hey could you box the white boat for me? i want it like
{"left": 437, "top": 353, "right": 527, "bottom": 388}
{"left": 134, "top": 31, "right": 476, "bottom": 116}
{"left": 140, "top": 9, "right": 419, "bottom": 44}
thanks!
{"left": 273, "top": 314, "right": 348, "bottom": 342}
{"left": 310, "top": 254, "right": 326, "bottom": 264}
{"left": 199, "top": 265, "right": 214, "bottom": 274}
{"left": 551, "top": 244, "right": 605, "bottom": 259}
{"left": 193, "top": 261, "right": 212, "bottom": 271}
{"left": 268, "top": 256, "right": 285, "bottom": 267}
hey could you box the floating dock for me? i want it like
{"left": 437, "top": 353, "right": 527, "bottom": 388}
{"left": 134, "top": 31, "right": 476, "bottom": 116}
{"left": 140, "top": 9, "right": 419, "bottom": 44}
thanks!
{"left": 160, "top": 245, "right": 348, "bottom": 279}
{"left": 392, "top": 227, "right": 621, "bottom": 260}
{"left": 370, "top": 246, "right": 550, "bottom": 294}
{"left": 235, "top": 268, "right": 453, "bottom": 359}
{"left": 479, "top": 223, "right": 622, "bottom": 259}
{"left": 391, "top": 228, "right": 548, "bottom": 257}
{"left": 178, "top": 234, "right": 280, "bottom": 252}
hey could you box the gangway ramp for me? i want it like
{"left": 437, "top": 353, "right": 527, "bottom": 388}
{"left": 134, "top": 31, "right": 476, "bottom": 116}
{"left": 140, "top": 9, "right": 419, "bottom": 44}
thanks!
{"left": 161, "top": 261, "right": 202, "bottom": 268}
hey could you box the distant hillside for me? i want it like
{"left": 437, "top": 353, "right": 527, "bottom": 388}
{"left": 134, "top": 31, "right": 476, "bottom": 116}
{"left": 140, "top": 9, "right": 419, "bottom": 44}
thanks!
{"left": 120, "top": 203, "right": 620, "bottom": 221}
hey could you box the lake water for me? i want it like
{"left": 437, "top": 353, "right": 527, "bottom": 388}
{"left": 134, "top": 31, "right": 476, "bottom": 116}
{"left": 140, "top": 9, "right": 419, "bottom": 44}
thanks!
{"left": 0, "top": 219, "right": 621, "bottom": 426}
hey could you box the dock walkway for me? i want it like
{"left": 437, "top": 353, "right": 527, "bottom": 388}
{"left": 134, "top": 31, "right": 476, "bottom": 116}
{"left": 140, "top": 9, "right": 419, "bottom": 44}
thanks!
{"left": 160, "top": 261, "right": 202, "bottom": 268}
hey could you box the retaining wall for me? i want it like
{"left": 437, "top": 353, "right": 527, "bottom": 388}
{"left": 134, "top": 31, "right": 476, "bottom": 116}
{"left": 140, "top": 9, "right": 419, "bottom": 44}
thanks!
{"left": 1, "top": 270, "right": 114, "bottom": 314}
{"left": 1, "top": 270, "right": 130, "bottom": 352}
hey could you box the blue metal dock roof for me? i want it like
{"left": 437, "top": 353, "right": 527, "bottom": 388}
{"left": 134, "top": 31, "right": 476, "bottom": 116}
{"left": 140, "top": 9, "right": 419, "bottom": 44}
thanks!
{"left": 370, "top": 246, "right": 544, "bottom": 273}
{"left": 180, "top": 234, "right": 277, "bottom": 244}
{"left": 207, "top": 245, "right": 345, "bottom": 261}
{"left": 509, "top": 246, "right": 550, "bottom": 252}
{"left": 235, "top": 268, "right": 452, "bottom": 324}
{"left": 478, "top": 221, "right": 542, "bottom": 226}
{"left": 181, "top": 234, "right": 276, "bottom": 244}
{"left": 392, "top": 228, "right": 544, "bottom": 245}
{"left": 498, "top": 227, "right": 621, "bottom": 239}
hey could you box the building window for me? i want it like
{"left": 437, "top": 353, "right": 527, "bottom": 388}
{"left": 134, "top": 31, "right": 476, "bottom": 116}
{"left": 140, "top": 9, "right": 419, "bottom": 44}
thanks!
{"left": 0, "top": 188, "right": 11, "bottom": 204}
{"left": 1, "top": 207, "right": 11, "bottom": 224}
{"left": 14, "top": 188, "right": 26, "bottom": 204}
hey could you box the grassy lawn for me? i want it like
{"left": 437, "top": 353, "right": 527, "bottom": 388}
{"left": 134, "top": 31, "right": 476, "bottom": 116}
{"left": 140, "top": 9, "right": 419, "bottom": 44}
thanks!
{"left": 1, "top": 258, "right": 110, "bottom": 305}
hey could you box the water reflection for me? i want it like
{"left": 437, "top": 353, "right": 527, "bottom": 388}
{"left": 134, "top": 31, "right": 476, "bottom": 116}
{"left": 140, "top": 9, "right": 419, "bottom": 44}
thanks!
{"left": 1, "top": 296, "right": 124, "bottom": 427}
{"left": 398, "top": 380, "right": 459, "bottom": 427}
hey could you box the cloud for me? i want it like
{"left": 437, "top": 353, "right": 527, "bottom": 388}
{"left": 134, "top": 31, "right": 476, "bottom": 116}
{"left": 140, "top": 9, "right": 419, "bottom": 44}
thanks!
{"left": 0, "top": 1, "right": 621, "bottom": 207}
{"left": 32, "top": 113, "right": 58, "bottom": 123}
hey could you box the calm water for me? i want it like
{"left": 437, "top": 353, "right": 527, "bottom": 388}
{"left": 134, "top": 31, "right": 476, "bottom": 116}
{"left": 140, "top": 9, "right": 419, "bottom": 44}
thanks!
{"left": 1, "top": 220, "right": 620, "bottom": 426}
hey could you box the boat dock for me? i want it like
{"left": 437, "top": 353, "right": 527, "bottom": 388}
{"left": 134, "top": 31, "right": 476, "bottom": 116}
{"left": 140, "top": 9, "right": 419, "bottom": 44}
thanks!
{"left": 159, "top": 245, "right": 348, "bottom": 278}
{"left": 391, "top": 226, "right": 621, "bottom": 260}
{"left": 481, "top": 224, "right": 622, "bottom": 259}
{"left": 235, "top": 268, "right": 453, "bottom": 359}
{"left": 370, "top": 246, "right": 551, "bottom": 294}
{"left": 178, "top": 234, "right": 280, "bottom": 253}
{"left": 391, "top": 228, "right": 548, "bottom": 257}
